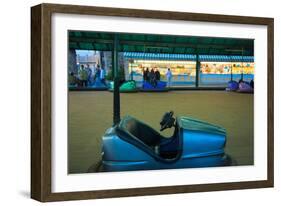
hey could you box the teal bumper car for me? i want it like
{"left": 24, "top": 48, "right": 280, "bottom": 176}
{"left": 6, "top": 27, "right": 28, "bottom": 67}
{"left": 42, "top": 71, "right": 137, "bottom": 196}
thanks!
{"left": 108, "top": 80, "right": 138, "bottom": 93}
{"left": 101, "top": 111, "right": 232, "bottom": 172}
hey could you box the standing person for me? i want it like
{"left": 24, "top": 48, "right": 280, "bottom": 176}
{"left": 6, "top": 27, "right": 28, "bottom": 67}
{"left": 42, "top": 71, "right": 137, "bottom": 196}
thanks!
{"left": 149, "top": 68, "right": 155, "bottom": 81}
{"left": 143, "top": 67, "right": 149, "bottom": 82}
{"left": 100, "top": 66, "right": 107, "bottom": 86}
{"left": 130, "top": 69, "right": 134, "bottom": 81}
{"left": 78, "top": 65, "right": 88, "bottom": 87}
{"left": 91, "top": 63, "right": 96, "bottom": 83}
{"left": 94, "top": 64, "right": 101, "bottom": 82}
{"left": 155, "top": 68, "right": 161, "bottom": 81}
{"left": 149, "top": 68, "right": 157, "bottom": 87}
{"left": 145, "top": 68, "right": 149, "bottom": 82}
{"left": 166, "top": 68, "right": 172, "bottom": 88}
{"left": 85, "top": 64, "right": 92, "bottom": 85}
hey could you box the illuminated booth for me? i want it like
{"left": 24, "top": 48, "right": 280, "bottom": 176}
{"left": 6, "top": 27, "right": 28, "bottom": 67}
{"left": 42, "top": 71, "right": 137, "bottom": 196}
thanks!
{"left": 199, "top": 55, "right": 254, "bottom": 87}
{"left": 124, "top": 52, "right": 197, "bottom": 88}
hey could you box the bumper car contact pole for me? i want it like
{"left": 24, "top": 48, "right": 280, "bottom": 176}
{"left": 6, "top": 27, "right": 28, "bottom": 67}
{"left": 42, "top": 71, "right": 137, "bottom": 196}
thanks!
{"left": 113, "top": 34, "right": 120, "bottom": 125}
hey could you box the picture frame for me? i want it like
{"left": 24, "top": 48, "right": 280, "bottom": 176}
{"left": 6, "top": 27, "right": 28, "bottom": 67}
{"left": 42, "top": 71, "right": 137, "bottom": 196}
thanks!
{"left": 31, "top": 3, "right": 274, "bottom": 202}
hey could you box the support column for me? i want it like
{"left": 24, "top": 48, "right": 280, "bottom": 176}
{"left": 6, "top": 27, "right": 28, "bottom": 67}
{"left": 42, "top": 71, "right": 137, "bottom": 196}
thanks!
{"left": 195, "top": 54, "right": 200, "bottom": 87}
{"left": 230, "top": 65, "right": 233, "bottom": 81}
{"left": 68, "top": 49, "right": 77, "bottom": 74}
{"left": 241, "top": 63, "right": 244, "bottom": 80}
{"left": 241, "top": 48, "right": 244, "bottom": 81}
{"left": 113, "top": 34, "right": 120, "bottom": 125}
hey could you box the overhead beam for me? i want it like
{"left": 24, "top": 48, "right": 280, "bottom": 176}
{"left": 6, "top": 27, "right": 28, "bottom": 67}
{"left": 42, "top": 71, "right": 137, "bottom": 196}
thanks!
{"left": 69, "top": 36, "right": 253, "bottom": 51}
{"left": 69, "top": 37, "right": 113, "bottom": 44}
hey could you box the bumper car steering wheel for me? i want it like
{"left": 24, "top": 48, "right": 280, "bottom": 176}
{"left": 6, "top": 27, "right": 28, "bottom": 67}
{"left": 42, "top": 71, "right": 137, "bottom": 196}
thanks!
{"left": 160, "top": 111, "right": 175, "bottom": 131}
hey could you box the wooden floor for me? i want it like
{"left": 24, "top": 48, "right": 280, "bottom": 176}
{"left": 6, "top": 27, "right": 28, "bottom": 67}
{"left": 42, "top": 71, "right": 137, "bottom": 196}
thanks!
{"left": 68, "top": 90, "right": 254, "bottom": 174}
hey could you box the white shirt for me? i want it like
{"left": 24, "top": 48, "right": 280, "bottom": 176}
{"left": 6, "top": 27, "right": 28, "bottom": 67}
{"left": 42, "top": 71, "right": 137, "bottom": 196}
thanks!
{"left": 91, "top": 66, "right": 96, "bottom": 76}
{"left": 166, "top": 70, "right": 172, "bottom": 79}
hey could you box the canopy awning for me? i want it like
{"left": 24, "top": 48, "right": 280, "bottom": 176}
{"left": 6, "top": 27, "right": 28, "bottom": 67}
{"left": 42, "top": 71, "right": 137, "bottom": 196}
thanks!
{"left": 69, "top": 31, "right": 254, "bottom": 56}
{"left": 123, "top": 52, "right": 254, "bottom": 62}
{"left": 124, "top": 52, "right": 197, "bottom": 61}
{"left": 199, "top": 55, "right": 254, "bottom": 62}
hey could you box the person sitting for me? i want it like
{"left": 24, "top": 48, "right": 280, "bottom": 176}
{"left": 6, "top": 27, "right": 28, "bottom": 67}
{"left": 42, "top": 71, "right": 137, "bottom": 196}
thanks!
{"left": 250, "top": 79, "right": 254, "bottom": 88}
{"left": 69, "top": 72, "right": 78, "bottom": 86}
{"left": 238, "top": 79, "right": 244, "bottom": 84}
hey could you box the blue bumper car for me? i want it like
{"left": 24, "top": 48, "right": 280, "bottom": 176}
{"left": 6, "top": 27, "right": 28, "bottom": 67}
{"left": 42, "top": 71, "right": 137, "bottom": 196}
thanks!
{"left": 141, "top": 81, "right": 168, "bottom": 92}
{"left": 101, "top": 111, "right": 232, "bottom": 172}
{"left": 226, "top": 80, "right": 239, "bottom": 91}
{"left": 237, "top": 82, "right": 254, "bottom": 93}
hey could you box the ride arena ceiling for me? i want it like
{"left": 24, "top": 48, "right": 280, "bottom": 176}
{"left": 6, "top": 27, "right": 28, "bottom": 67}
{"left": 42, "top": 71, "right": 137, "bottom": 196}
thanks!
{"left": 68, "top": 31, "right": 254, "bottom": 56}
